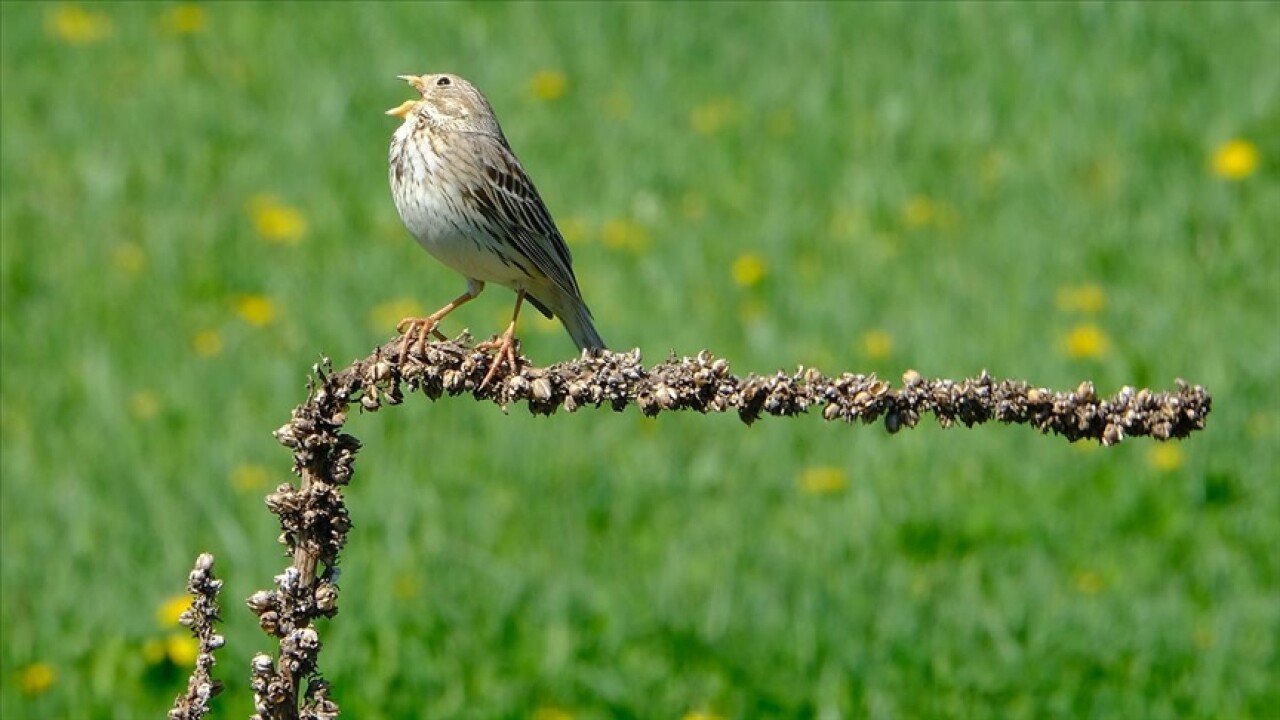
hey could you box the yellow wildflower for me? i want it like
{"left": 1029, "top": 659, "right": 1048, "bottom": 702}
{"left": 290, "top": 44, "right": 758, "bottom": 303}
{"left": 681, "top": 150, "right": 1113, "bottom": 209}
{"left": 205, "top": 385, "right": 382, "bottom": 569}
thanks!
{"left": 902, "top": 195, "right": 935, "bottom": 229}
{"left": 235, "top": 295, "right": 276, "bottom": 327}
{"left": 860, "top": 329, "right": 893, "bottom": 360}
{"left": 192, "top": 329, "right": 223, "bottom": 358}
{"left": 231, "top": 463, "right": 270, "bottom": 492}
{"left": 46, "top": 5, "right": 113, "bottom": 44}
{"left": 560, "top": 216, "right": 589, "bottom": 246}
{"left": 1148, "top": 444, "right": 1184, "bottom": 472}
{"left": 1061, "top": 323, "right": 1109, "bottom": 359}
{"left": 530, "top": 70, "right": 568, "bottom": 101}
{"left": 683, "top": 712, "right": 725, "bottom": 720}
{"left": 902, "top": 195, "right": 959, "bottom": 231}
{"left": 112, "top": 242, "right": 146, "bottom": 273}
{"left": 1211, "top": 139, "right": 1259, "bottom": 180}
{"left": 166, "top": 633, "right": 199, "bottom": 666}
{"left": 600, "top": 218, "right": 650, "bottom": 253}
{"left": 690, "top": 98, "right": 740, "bottom": 136}
{"left": 161, "top": 3, "right": 206, "bottom": 35}
{"left": 248, "top": 194, "right": 306, "bottom": 244}
{"left": 731, "top": 252, "right": 766, "bottom": 288}
{"left": 130, "top": 390, "right": 161, "bottom": 420}
{"left": 1073, "top": 570, "right": 1104, "bottom": 595}
{"left": 1055, "top": 284, "right": 1107, "bottom": 314}
{"left": 798, "top": 466, "right": 848, "bottom": 495}
{"left": 157, "top": 595, "right": 191, "bottom": 626}
{"left": 369, "top": 298, "right": 424, "bottom": 333}
{"left": 18, "top": 662, "right": 55, "bottom": 696}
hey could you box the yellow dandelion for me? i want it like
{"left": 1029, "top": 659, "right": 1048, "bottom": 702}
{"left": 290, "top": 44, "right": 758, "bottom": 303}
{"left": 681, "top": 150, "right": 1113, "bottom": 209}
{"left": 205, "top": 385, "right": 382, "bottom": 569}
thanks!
{"left": 1211, "top": 139, "right": 1259, "bottom": 181}
{"left": 603, "top": 90, "right": 632, "bottom": 120}
{"left": 248, "top": 194, "right": 306, "bottom": 244}
{"left": 533, "top": 708, "right": 575, "bottom": 720}
{"left": 231, "top": 463, "right": 270, "bottom": 492}
{"left": 46, "top": 5, "right": 113, "bottom": 44}
{"left": 1148, "top": 444, "right": 1184, "bottom": 473}
{"left": 530, "top": 70, "right": 568, "bottom": 101}
{"left": 798, "top": 466, "right": 848, "bottom": 495}
{"left": 901, "top": 195, "right": 959, "bottom": 230}
{"left": 166, "top": 633, "right": 199, "bottom": 666}
{"left": 160, "top": 3, "right": 206, "bottom": 35}
{"left": 157, "top": 595, "right": 191, "bottom": 626}
{"left": 1073, "top": 570, "right": 1104, "bottom": 595}
{"left": 1061, "top": 323, "right": 1109, "bottom": 359}
{"left": 18, "top": 662, "right": 55, "bottom": 696}
{"left": 731, "top": 252, "right": 767, "bottom": 288}
{"left": 600, "top": 218, "right": 650, "bottom": 253}
{"left": 560, "top": 216, "right": 590, "bottom": 246}
{"left": 192, "top": 328, "right": 223, "bottom": 358}
{"left": 767, "top": 109, "right": 794, "bottom": 137}
{"left": 369, "top": 298, "right": 424, "bottom": 333}
{"left": 690, "top": 98, "right": 740, "bottom": 136}
{"left": 683, "top": 711, "right": 725, "bottom": 720}
{"left": 1055, "top": 284, "right": 1107, "bottom": 315}
{"left": 112, "top": 242, "right": 146, "bottom": 273}
{"left": 902, "top": 195, "right": 936, "bottom": 229}
{"left": 130, "top": 390, "right": 161, "bottom": 420}
{"left": 860, "top": 329, "right": 893, "bottom": 360}
{"left": 235, "top": 294, "right": 276, "bottom": 327}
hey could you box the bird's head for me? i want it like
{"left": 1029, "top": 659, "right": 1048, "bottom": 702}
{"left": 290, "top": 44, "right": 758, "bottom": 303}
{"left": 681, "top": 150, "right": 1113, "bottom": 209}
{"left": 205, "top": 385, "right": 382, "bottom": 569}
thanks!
{"left": 386, "top": 73, "right": 502, "bottom": 136}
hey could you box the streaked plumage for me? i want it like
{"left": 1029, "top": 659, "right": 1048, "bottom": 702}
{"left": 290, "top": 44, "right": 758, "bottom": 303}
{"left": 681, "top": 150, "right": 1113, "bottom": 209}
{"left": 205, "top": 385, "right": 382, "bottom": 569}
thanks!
{"left": 386, "top": 73, "right": 604, "bottom": 370}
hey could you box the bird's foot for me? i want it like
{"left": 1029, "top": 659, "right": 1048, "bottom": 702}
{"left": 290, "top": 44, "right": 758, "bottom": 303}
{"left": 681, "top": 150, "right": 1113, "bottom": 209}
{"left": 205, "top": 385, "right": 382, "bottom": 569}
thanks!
{"left": 476, "top": 328, "right": 522, "bottom": 389}
{"left": 395, "top": 316, "right": 448, "bottom": 366}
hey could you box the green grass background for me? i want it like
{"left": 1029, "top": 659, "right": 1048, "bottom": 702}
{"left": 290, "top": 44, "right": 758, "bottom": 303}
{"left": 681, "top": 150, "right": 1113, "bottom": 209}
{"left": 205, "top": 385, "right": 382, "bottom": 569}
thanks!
{"left": 2, "top": 2, "right": 1277, "bottom": 718}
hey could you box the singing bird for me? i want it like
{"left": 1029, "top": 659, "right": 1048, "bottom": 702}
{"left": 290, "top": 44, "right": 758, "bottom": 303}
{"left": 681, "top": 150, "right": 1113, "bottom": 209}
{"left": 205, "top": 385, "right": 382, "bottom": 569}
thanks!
{"left": 386, "top": 73, "right": 605, "bottom": 386}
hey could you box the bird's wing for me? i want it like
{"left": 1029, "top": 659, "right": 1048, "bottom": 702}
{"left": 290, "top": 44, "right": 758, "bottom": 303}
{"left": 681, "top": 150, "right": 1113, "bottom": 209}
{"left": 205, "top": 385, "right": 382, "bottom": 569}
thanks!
{"left": 459, "top": 134, "right": 583, "bottom": 300}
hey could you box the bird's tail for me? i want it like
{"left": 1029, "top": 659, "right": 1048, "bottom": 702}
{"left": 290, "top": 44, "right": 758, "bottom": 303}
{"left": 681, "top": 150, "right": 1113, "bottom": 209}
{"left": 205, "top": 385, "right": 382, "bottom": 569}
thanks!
{"left": 557, "top": 295, "right": 606, "bottom": 352}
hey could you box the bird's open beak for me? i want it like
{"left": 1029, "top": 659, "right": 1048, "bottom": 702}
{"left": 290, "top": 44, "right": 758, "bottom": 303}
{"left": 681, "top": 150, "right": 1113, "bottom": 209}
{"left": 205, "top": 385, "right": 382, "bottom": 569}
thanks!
{"left": 386, "top": 74, "right": 425, "bottom": 117}
{"left": 385, "top": 100, "right": 416, "bottom": 118}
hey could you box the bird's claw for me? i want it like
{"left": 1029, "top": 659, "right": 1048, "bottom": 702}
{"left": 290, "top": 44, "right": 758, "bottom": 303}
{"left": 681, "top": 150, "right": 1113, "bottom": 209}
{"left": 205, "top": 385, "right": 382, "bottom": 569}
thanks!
{"left": 396, "top": 317, "right": 446, "bottom": 366}
{"left": 476, "top": 332, "right": 521, "bottom": 389}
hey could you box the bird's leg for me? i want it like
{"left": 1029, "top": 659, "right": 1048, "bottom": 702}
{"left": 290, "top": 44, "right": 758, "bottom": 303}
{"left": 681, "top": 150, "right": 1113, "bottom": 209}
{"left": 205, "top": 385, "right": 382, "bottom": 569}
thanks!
{"left": 397, "top": 281, "right": 484, "bottom": 365}
{"left": 477, "top": 290, "right": 527, "bottom": 389}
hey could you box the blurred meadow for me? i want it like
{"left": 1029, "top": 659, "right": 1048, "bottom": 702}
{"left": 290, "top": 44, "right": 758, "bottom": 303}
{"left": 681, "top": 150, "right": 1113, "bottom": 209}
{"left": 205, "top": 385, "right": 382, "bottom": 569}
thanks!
{"left": 2, "top": 2, "right": 1278, "bottom": 718}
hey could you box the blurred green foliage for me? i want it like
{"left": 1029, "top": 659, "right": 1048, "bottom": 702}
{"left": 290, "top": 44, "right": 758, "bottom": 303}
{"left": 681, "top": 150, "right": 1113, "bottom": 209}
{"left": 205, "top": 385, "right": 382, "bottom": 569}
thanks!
{"left": 2, "top": 2, "right": 1277, "bottom": 718}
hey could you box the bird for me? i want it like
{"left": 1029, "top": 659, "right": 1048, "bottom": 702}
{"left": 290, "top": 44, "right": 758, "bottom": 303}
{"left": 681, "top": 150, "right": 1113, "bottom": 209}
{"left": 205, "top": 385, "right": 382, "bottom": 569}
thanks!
{"left": 385, "top": 72, "right": 605, "bottom": 387}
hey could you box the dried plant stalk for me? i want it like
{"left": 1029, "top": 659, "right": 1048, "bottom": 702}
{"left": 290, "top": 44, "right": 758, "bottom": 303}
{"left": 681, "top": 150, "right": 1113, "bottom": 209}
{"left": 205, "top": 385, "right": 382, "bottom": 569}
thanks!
{"left": 167, "top": 553, "right": 225, "bottom": 720}
{"left": 230, "top": 335, "right": 1212, "bottom": 718}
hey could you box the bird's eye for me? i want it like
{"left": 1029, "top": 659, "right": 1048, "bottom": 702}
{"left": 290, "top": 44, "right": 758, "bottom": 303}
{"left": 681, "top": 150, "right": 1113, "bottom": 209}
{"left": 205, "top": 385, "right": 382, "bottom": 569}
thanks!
{"left": 437, "top": 77, "right": 451, "bottom": 87}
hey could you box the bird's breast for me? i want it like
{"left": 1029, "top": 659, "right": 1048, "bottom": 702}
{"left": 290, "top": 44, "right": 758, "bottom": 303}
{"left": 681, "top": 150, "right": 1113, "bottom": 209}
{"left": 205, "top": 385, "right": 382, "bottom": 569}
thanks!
{"left": 389, "top": 125, "right": 534, "bottom": 287}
